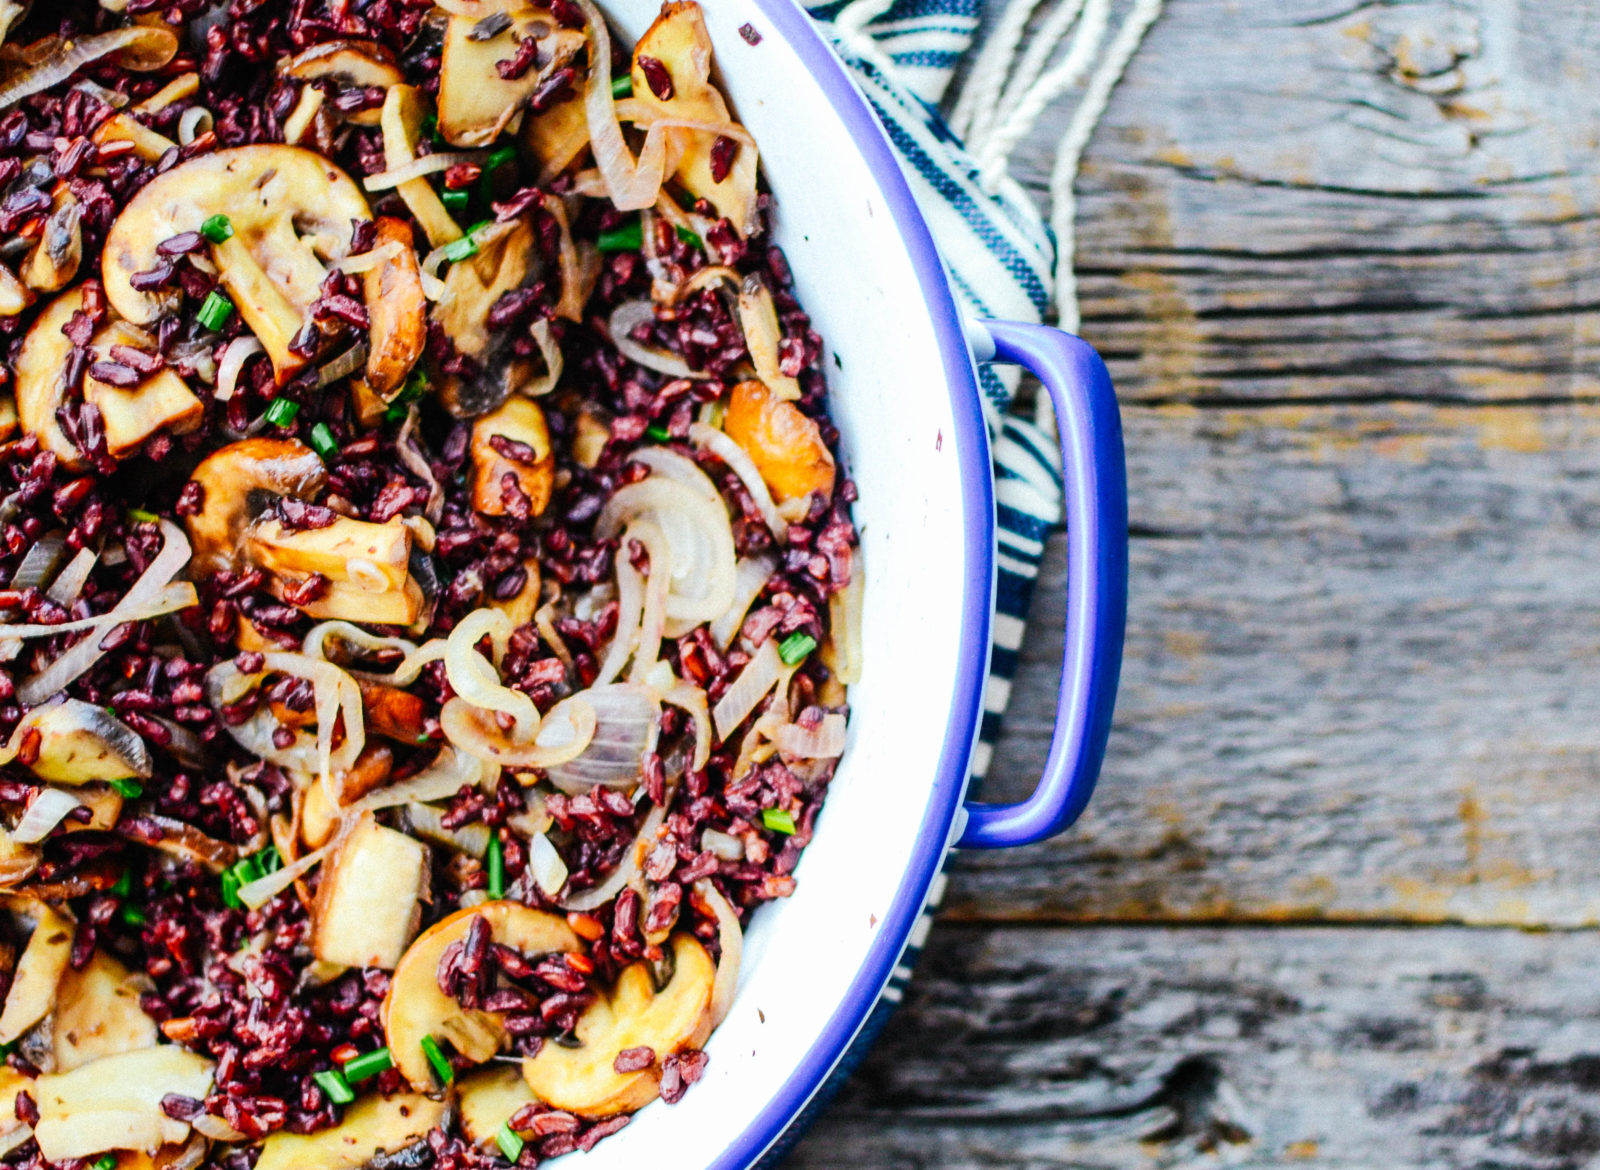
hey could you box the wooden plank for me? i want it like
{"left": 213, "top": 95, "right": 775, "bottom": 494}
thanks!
{"left": 954, "top": 401, "right": 1600, "bottom": 925}
{"left": 1007, "top": 0, "right": 1600, "bottom": 405}
{"left": 787, "top": 924, "right": 1600, "bottom": 1169}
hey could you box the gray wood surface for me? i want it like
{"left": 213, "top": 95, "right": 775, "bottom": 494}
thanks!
{"left": 791, "top": 0, "right": 1600, "bottom": 1164}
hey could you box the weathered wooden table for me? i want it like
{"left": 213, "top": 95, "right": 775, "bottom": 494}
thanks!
{"left": 789, "top": 0, "right": 1600, "bottom": 1164}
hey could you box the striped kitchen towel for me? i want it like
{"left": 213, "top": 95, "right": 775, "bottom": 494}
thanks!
{"left": 756, "top": 0, "right": 1162, "bottom": 1160}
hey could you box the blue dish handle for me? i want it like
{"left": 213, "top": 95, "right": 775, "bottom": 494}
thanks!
{"left": 957, "top": 320, "right": 1129, "bottom": 850}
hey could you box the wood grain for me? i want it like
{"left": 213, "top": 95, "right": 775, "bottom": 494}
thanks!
{"left": 790, "top": 924, "right": 1600, "bottom": 1169}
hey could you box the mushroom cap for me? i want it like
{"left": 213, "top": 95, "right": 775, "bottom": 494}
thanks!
{"left": 14, "top": 287, "right": 87, "bottom": 469}
{"left": 183, "top": 438, "right": 329, "bottom": 576}
{"left": 101, "top": 145, "right": 371, "bottom": 326}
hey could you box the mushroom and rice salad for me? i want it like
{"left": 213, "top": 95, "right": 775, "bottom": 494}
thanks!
{"left": 0, "top": 0, "right": 863, "bottom": 1164}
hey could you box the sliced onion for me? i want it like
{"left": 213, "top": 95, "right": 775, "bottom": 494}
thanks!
{"left": 13, "top": 788, "right": 82, "bottom": 844}
{"left": 45, "top": 547, "right": 96, "bottom": 607}
{"left": 776, "top": 713, "right": 847, "bottom": 760}
{"left": 211, "top": 336, "right": 260, "bottom": 403}
{"left": 354, "top": 746, "right": 493, "bottom": 813}
{"left": 671, "top": 264, "right": 741, "bottom": 306}
{"left": 545, "top": 683, "right": 659, "bottom": 794}
{"left": 543, "top": 195, "right": 585, "bottom": 323}
{"left": 0, "top": 1125, "right": 32, "bottom": 1159}
{"left": 559, "top": 800, "right": 663, "bottom": 912}
{"left": 711, "top": 638, "right": 782, "bottom": 742}
{"left": 824, "top": 551, "right": 863, "bottom": 686}
{"left": 11, "top": 534, "right": 65, "bottom": 591}
{"left": 626, "top": 446, "right": 722, "bottom": 507}
{"left": 528, "top": 831, "right": 568, "bottom": 897}
{"left": 177, "top": 105, "right": 212, "bottom": 145}
{"left": 711, "top": 554, "right": 776, "bottom": 650}
{"left": 316, "top": 341, "right": 368, "bottom": 389}
{"left": 0, "top": 581, "right": 193, "bottom": 641}
{"left": 206, "top": 652, "right": 364, "bottom": 788}
{"left": 592, "top": 543, "right": 643, "bottom": 688}
{"left": 191, "top": 1115, "right": 248, "bottom": 1144}
{"left": 236, "top": 842, "right": 330, "bottom": 910}
{"left": 362, "top": 150, "right": 486, "bottom": 191}
{"left": 441, "top": 693, "right": 596, "bottom": 770}
{"left": 522, "top": 317, "right": 564, "bottom": 398}
{"left": 419, "top": 271, "right": 448, "bottom": 301}
{"left": 445, "top": 609, "right": 536, "bottom": 736}
{"left": 607, "top": 300, "right": 707, "bottom": 380}
{"left": 738, "top": 274, "right": 803, "bottom": 401}
{"left": 0, "top": 27, "right": 178, "bottom": 111}
{"left": 695, "top": 879, "right": 743, "bottom": 1028}
{"left": 421, "top": 218, "right": 513, "bottom": 282}
{"left": 396, "top": 407, "right": 444, "bottom": 524}
{"left": 404, "top": 802, "right": 490, "bottom": 858}
{"left": 626, "top": 519, "right": 670, "bottom": 685}
{"left": 20, "top": 519, "right": 194, "bottom": 706}
{"left": 576, "top": 0, "right": 668, "bottom": 211}
{"left": 331, "top": 240, "right": 403, "bottom": 275}
{"left": 691, "top": 422, "right": 787, "bottom": 541}
{"left": 598, "top": 476, "right": 736, "bottom": 628}
{"left": 662, "top": 681, "right": 711, "bottom": 771}
{"left": 701, "top": 828, "right": 743, "bottom": 862}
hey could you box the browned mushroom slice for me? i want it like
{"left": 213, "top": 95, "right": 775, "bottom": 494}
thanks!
{"left": 379, "top": 85, "right": 463, "bottom": 250}
{"left": 724, "top": 379, "right": 836, "bottom": 503}
{"left": 279, "top": 40, "right": 403, "bottom": 126}
{"left": 437, "top": 3, "right": 586, "bottom": 147}
{"left": 15, "top": 290, "right": 88, "bottom": 467}
{"left": 0, "top": 901, "right": 73, "bottom": 1046}
{"left": 255, "top": 1092, "right": 447, "bottom": 1170}
{"left": 458, "top": 1065, "right": 539, "bottom": 1148}
{"left": 19, "top": 187, "right": 81, "bottom": 294}
{"left": 251, "top": 515, "right": 424, "bottom": 625}
{"left": 470, "top": 397, "right": 554, "bottom": 517}
{"left": 524, "top": 95, "right": 589, "bottom": 180}
{"left": 183, "top": 438, "right": 329, "bottom": 575}
{"left": 91, "top": 114, "right": 175, "bottom": 163}
{"left": 0, "top": 265, "right": 30, "bottom": 318}
{"left": 490, "top": 558, "right": 543, "bottom": 628}
{"left": 361, "top": 217, "right": 427, "bottom": 397}
{"left": 357, "top": 679, "right": 427, "bottom": 743}
{"left": 52, "top": 949, "right": 159, "bottom": 1072}
{"left": 101, "top": 146, "right": 372, "bottom": 382}
{"left": 433, "top": 217, "right": 542, "bottom": 417}
{"left": 83, "top": 321, "right": 204, "bottom": 460}
{"left": 312, "top": 812, "right": 429, "bottom": 971}
{"left": 0, "top": 1065, "right": 31, "bottom": 1157}
{"left": 383, "top": 901, "right": 581, "bottom": 1090}
{"left": 23, "top": 699, "right": 152, "bottom": 787}
{"left": 630, "top": 2, "right": 759, "bottom": 234}
{"left": 32, "top": 1046, "right": 214, "bottom": 1161}
{"left": 523, "top": 933, "right": 715, "bottom": 1116}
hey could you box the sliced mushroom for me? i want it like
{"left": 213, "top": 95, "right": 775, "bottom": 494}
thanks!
{"left": 0, "top": 264, "right": 30, "bottom": 318}
{"left": 361, "top": 217, "right": 426, "bottom": 397}
{"left": 458, "top": 1065, "right": 538, "bottom": 1148}
{"left": 255, "top": 1092, "right": 447, "bottom": 1170}
{"left": 23, "top": 699, "right": 152, "bottom": 786}
{"left": 470, "top": 397, "right": 553, "bottom": 517}
{"left": 437, "top": 3, "right": 586, "bottom": 147}
{"left": 52, "top": 949, "right": 159, "bottom": 1073}
{"left": 379, "top": 85, "right": 463, "bottom": 250}
{"left": 17, "top": 287, "right": 204, "bottom": 468}
{"left": 357, "top": 679, "right": 428, "bottom": 743}
{"left": 312, "top": 811, "right": 429, "bottom": 971}
{"left": 523, "top": 95, "right": 589, "bottom": 180}
{"left": 433, "top": 217, "right": 542, "bottom": 417}
{"left": 0, "top": 830, "right": 38, "bottom": 889}
{"left": 0, "top": 1065, "right": 31, "bottom": 1156}
{"left": 522, "top": 933, "right": 714, "bottom": 1117}
{"left": 0, "top": 901, "right": 70, "bottom": 1045}
{"left": 279, "top": 40, "right": 402, "bottom": 127}
{"left": 723, "top": 379, "right": 835, "bottom": 503}
{"left": 183, "top": 438, "right": 328, "bottom": 576}
{"left": 19, "top": 187, "right": 81, "bottom": 293}
{"left": 251, "top": 514, "right": 425, "bottom": 626}
{"left": 62, "top": 784, "right": 124, "bottom": 833}
{"left": 383, "top": 901, "right": 580, "bottom": 1090}
{"left": 102, "top": 146, "right": 372, "bottom": 382}
{"left": 630, "top": 2, "right": 759, "bottom": 234}
{"left": 130, "top": 73, "right": 199, "bottom": 117}
{"left": 32, "top": 1045, "right": 214, "bottom": 1161}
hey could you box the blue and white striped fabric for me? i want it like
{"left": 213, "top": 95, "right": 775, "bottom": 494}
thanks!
{"left": 752, "top": 2, "right": 1068, "bottom": 1160}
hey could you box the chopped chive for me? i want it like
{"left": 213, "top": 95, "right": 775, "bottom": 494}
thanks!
{"left": 484, "top": 146, "right": 516, "bottom": 175}
{"left": 220, "top": 868, "right": 243, "bottom": 909}
{"left": 259, "top": 845, "right": 282, "bottom": 874}
{"left": 200, "top": 213, "right": 234, "bottom": 244}
{"left": 441, "top": 187, "right": 471, "bottom": 215}
{"left": 111, "top": 869, "right": 133, "bottom": 899}
{"left": 341, "top": 1046, "right": 393, "bottom": 1083}
{"left": 196, "top": 289, "right": 234, "bottom": 331}
{"left": 108, "top": 777, "right": 144, "bottom": 799}
{"left": 264, "top": 397, "right": 300, "bottom": 428}
{"left": 611, "top": 73, "right": 633, "bottom": 98}
{"left": 421, "top": 112, "right": 442, "bottom": 144}
{"left": 705, "top": 399, "right": 727, "bottom": 429}
{"left": 119, "top": 905, "right": 147, "bottom": 929}
{"left": 487, "top": 833, "right": 505, "bottom": 900}
{"left": 596, "top": 217, "right": 643, "bottom": 253}
{"left": 761, "top": 807, "right": 796, "bottom": 835}
{"left": 126, "top": 507, "right": 159, "bottom": 524}
{"left": 645, "top": 423, "right": 671, "bottom": 443}
{"left": 313, "top": 1068, "right": 355, "bottom": 1105}
{"left": 92, "top": 1156, "right": 116, "bottom": 1170}
{"left": 420, "top": 1035, "right": 455, "bottom": 1085}
{"left": 383, "top": 404, "right": 408, "bottom": 424}
{"left": 778, "top": 632, "right": 817, "bottom": 665}
{"left": 675, "top": 225, "right": 703, "bottom": 249}
{"left": 496, "top": 1122, "right": 525, "bottom": 1163}
{"left": 440, "top": 233, "right": 479, "bottom": 263}
{"left": 310, "top": 422, "right": 339, "bottom": 460}
{"left": 397, "top": 367, "right": 429, "bottom": 403}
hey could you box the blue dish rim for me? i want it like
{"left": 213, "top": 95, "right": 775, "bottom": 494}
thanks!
{"left": 705, "top": 1, "right": 997, "bottom": 1166}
